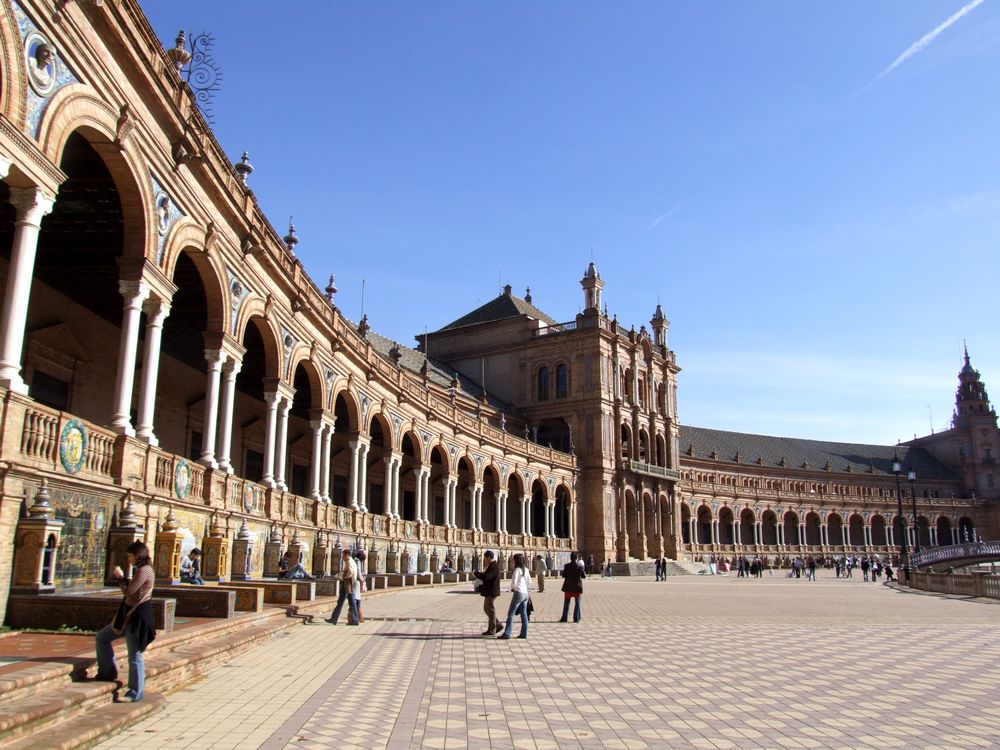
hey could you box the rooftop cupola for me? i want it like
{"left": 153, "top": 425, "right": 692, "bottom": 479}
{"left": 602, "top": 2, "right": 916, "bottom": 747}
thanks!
{"left": 650, "top": 303, "right": 669, "bottom": 347}
{"left": 580, "top": 262, "right": 604, "bottom": 314}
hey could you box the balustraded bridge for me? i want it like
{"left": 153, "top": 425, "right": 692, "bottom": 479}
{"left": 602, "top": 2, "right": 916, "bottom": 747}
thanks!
{"left": 910, "top": 541, "right": 1000, "bottom": 572}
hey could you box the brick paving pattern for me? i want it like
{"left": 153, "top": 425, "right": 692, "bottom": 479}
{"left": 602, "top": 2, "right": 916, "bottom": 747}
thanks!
{"left": 93, "top": 574, "right": 1000, "bottom": 749}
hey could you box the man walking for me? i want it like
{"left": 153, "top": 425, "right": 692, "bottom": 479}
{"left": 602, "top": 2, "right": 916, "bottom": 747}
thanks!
{"left": 534, "top": 554, "right": 547, "bottom": 593}
{"left": 326, "top": 549, "right": 359, "bottom": 626}
{"left": 558, "top": 551, "right": 586, "bottom": 623}
{"left": 474, "top": 550, "right": 502, "bottom": 635}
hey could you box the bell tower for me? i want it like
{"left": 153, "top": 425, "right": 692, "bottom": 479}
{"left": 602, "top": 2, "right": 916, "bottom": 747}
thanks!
{"left": 952, "top": 345, "right": 999, "bottom": 501}
{"left": 580, "top": 262, "right": 604, "bottom": 315}
{"left": 650, "top": 304, "right": 669, "bottom": 348}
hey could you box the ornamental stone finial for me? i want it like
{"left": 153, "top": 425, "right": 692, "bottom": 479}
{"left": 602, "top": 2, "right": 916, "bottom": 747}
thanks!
{"left": 269, "top": 524, "right": 282, "bottom": 544}
{"left": 283, "top": 218, "right": 299, "bottom": 253}
{"left": 234, "top": 151, "right": 254, "bottom": 184}
{"left": 28, "top": 480, "right": 54, "bottom": 519}
{"left": 325, "top": 274, "right": 337, "bottom": 303}
{"left": 236, "top": 519, "right": 251, "bottom": 541}
{"left": 162, "top": 508, "right": 179, "bottom": 532}
{"left": 119, "top": 492, "right": 141, "bottom": 528}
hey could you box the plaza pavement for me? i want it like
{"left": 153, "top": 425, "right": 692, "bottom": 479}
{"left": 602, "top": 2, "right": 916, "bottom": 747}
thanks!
{"left": 92, "top": 573, "right": 1000, "bottom": 750}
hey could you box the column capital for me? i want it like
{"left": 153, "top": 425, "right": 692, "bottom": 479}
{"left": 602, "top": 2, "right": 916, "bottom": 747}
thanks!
{"left": 118, "top": 279, "right": 150, "bottom": 308}
{"left": 222, "top": 357, "right": 243, "bottom": 377}
{"left": 204, "top": 348, "right": 226, "bottom": 369}
{"left": 141, "top": 296, "right": 171, "bottom": 323}
{"left": 0, "top": 154, "right": 11, "bottom": 179}
{"left": 264, "top": 390, "right": 281, "bottom": 408}
{"left": 9, "top": 186, "right": 54, "bottom": 226}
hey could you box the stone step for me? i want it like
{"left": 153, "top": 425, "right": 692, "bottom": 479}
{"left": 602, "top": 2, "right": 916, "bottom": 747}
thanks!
{"left": 0, "top": 607, "right": 299, "bottom": 746}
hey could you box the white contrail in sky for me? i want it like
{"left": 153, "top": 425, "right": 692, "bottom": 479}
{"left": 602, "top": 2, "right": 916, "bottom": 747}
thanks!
{"left": 649, "top": 205, "right": 680, "bottom": 230}
{"left": 872, "top": 0, "right": 987, "bottom": 84}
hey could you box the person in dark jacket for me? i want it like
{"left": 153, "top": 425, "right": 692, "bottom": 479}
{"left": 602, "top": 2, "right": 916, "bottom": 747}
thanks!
{"left": 558, "top": 551, "right": 586, "bottom": 623}
{"left": 474, "top": 550, "right": 502, "bottom": 635}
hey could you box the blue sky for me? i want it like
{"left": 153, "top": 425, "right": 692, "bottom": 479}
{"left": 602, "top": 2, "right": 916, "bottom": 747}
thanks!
{"left": 143, "top": 1, "right": 1000, "bottom": 445}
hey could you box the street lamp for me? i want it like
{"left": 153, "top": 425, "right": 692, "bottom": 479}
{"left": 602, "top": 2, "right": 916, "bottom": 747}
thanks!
{"left": 892, "top": 454, "right": 908, "bottom": 579}
{"left": 908, "top": 466, "right": 920, "bottom": 557}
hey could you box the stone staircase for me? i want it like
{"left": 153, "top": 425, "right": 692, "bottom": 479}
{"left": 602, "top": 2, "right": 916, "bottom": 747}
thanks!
{"left": 0, "top": 606, "right": 304, "bottom": 750}
{"left": 608, "top": 558, "right": 703, "bottom": 577}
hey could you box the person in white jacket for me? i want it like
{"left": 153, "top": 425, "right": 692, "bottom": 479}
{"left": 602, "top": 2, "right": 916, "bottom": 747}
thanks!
{"left": 498, "top": 553, "right": 530, "bottom": 640}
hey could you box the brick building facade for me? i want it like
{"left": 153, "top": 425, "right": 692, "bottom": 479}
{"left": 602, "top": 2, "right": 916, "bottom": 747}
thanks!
{"left": 0, "top": 0, "right": 995, "bottom": 623}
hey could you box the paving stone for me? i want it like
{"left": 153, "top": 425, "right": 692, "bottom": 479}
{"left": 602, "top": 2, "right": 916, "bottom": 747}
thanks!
{"left": 91, "top": 575, "right": 1000, "bottom": 749}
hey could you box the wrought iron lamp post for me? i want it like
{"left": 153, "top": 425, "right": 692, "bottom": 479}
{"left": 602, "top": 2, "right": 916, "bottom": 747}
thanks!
{"left": 892, "top": 455, "right": 909, "bottom": 579}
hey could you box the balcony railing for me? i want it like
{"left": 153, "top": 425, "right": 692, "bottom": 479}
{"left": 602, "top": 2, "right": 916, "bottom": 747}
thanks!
{"left": 628, "top": 460, "right": 680, "bottom": 481}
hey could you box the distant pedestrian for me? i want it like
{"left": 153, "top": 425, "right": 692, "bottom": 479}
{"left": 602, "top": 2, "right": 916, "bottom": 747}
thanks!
{"left": 558, "top": 551, "right": 586, "bottom": 623}
{"left": 654, "top": 558, "right": 663, "bottom": 581}
{"left": 474, "top": 550, "right": 502, "bottom": 636}
{"left": 534, "top": 555, "right": 547, "bottom": 592}
{"left": 586, "top": 554, "right": 595, "bottom": 575}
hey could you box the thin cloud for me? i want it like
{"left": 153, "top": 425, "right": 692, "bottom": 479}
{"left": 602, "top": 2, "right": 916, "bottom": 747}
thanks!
{"left": 867, "top": 0, "right": 987, "bottom": 88}
{"left": 648, "top": 205, "right": 680, "bottom": 230}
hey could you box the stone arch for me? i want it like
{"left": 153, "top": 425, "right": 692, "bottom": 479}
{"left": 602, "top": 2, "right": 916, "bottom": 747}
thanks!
{"left": 848, "top": 513, "right": 865, "bottom": 547}
{"left": 506, "top": 470, "right": 524, "bottom": 535}
{"left": 0, "top": 1, "right": 27, "bottom": 125}
{"left": 554, "top": 483, "right": 572, "bottom": 539}
{"left": 827, "top": 513, "right": 845, "bottom": 546}
{"left": 916, "top": 515, "right": 932, "bottom": 548}
{"left": 530, "top": 477, "right": 547, "bottom": 537}
{"left": 760, "top": 509, "right": 778, "bottom": 545}
{"left": 680, "top": 502, "right": 692, "bottom": 544}
{"left": 620, "top": 422, "right": 632, "bottom": 461}
{"left": 805, "top": 511, "right": 821, "bottom": 546}
{"left": 936, "top": 515, "right": 954, "bottom": 546}
{"left": 163, "top": 229, "right": 228, "bottom": 337}
{"left": 330, "top": 384, "right": 361, "bottom": 435}
{"left": 637, "top": 429, "right": 650, "bottom": 463}
{"left": 288, "top": 354, "right": 326, "bottom": 413}
{"left": 718, "top": 505, "right": 735, "bottom": 545}
{"left": 958, "top": 516, "right": 975, "bottom": 543}
{"left": 740, "top": 507, "right": 756, "bottom": 545}
{"left": 236, "top": 313, "right": 282, "bottom": 381}
{"left": 870, "top": 514, "right": 888, "bottom": 546}
{"left": 695, "top": 504, "right": 713, "bottom": 545}
{"left": 783, "top": 511, "right": 800, "bottom": 546}
{"left": 37, "top": 89, "right": 148, "bottom": 260}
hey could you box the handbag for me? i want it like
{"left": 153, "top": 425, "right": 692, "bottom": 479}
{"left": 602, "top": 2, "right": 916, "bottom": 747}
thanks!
{"left": 111, "top": 591, "right": 151, "bottom": 635}
{"left": 525, "top": 596, "right": 534, "bottom": 620}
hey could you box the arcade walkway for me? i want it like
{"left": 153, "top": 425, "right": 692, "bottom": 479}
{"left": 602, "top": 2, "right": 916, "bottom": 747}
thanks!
{"left": 94, "top": 575, "right": 1000, "bottom": 750}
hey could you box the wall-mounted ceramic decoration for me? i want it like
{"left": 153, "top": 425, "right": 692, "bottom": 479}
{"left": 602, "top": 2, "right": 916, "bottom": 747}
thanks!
{"left": 59, "top": 420, "right": 88, "bottom": 474}
{"left": 174, "top": 459, "right": 192, "bottom": 500}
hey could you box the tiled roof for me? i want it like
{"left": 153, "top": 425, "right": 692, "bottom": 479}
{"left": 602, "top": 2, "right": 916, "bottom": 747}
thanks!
{"left": 362, "top": 326, "right": 514, "bottom": 412}
{"left": 679, "top": 425, "right": 958, "bottom": 481}
{"left": 437, "top": 291, "right": 559, "bottom": 332}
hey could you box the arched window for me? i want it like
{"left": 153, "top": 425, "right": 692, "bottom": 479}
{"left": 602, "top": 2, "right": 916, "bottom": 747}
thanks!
{"left": 538, "top": 366, "right": 549, "bottom": 401}
{"left": 555, "top": 363, "right": 568, "bottom": 398}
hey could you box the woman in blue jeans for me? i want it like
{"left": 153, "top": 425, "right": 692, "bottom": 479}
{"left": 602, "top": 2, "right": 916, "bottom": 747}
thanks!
{"left": 498, "top": 553, "right": 530, "bottom": 639}
{"left": 94, "top": 541, "right": 156, "bottom": 702}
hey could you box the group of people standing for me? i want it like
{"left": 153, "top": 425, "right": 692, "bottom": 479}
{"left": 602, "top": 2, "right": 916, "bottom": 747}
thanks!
{"left": 474, "top": 551, "right": 587, "bottom": 639}
{"left": 835, "top": 554, "right": 894, "bottom": 582}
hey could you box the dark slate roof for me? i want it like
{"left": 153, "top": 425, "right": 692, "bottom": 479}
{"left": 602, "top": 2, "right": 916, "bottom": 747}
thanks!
{"left": 362, "top": 327, "right": 514, "bottom": 412}
{"left": 437, "top": 291, "right": 559, "bottom": 332}
{"left": 679, "top": 425, "right": 958, "bottom": 481}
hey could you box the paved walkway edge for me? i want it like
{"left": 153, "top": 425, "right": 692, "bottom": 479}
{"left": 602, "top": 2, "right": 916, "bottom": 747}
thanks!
{"left": 258, "top": 624, "right": 389, "bottom": 749}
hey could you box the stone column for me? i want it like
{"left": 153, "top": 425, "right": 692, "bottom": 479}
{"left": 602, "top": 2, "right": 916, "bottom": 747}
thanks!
{"left": 384, "top": 458, "right": 394, "bottom": 517}
{"left": 261, "top": 391, "right": 281, "bottom": 487}
{"left": 0, "top": 187, "right": 54, "bottom": 394}
{"left": 134, "top": 297, "right": 170, "bottom": 445}
{"left": 391, "top": 456, "right": 402, "bottom": 518}
{"left": 199, "top": 350, "right": 225, "bottom": 468}
{"left": 357, "top": 442, "right": 370, "bottom": 512}
{"left": 110, "top": 280, "right": 150, "bottom": 435}
{"left": 930, "top": 527, "right": 938, "bottom": 547}
{"left": 497, "top": 491, "right": 505, "bottom": 533}
{"left": 274, "top": 395, "right": 292, "bottom": 491}
{"left": 320, "top": 421, "right": 334, "bottom": 502}
{"left": 521, "top": 497, "right": 529, "bottom": 536}
{"left": 348, "top": 440, "right": 361, "bottom": 509}
{"left": 422, "top": 470, "right": 431, "bottom": 522}
{"left": 216, "top": 359, "right": 242, "bottom": 473}
{"left": 887, "top": 526, "right": 894, "bottom": 548}
{"left": 310, "top": 419, "right": 325, "bottom": 500}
